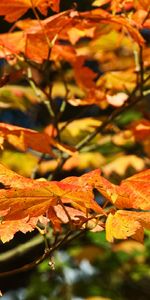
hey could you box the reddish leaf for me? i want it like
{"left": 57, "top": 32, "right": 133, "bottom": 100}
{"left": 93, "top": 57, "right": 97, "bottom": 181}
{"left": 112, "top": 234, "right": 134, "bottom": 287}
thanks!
{"left": 130, "top": 119, "right": 150, "bottom": 141}
{"left": 72, "top": 56, "right": 97, "bottom": 91}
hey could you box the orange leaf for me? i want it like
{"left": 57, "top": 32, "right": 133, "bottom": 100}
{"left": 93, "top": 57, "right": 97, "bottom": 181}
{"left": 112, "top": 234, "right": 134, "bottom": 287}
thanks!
{"left": 0, "top": 122, "right": 76, "bottom": 155}
{"left": 0, "top": 8, "right": 144, "bottom": 64}
{"left": 0, "top": 217, "right": 36, "bottom": 243}
{"left": 0, "top": 31, "right": 25, "bottom": 56}
{"left": 62, "top": 169, "right": 104, "bottom": 214}
{"left": 106, "top": 210, "right": 150, "bottom": 242}
{"left": 136, "top": 0, "right": 150, "bottom": 10}
{"left": 81, "top": 8, "right": 144, "bottom": 45}
{"left": 72, "top": 56, "right": 97, "bottom": 91}
{"left": 116, "top": 169, "right": 150, "bottom": 210}
{"left": 0, "top": 0, "right": 60, "bottom": 22}
{"left": 96, "top": 169, "right": 150, "bottom": 211}
{"left": 130, "top": 119, "right": 150, "bottom": 141}
{"left": 0, "top": 122, "right": 54, "bottom": 155}
{"left": 0, "top": 165, "right": 104, "bottom": 242}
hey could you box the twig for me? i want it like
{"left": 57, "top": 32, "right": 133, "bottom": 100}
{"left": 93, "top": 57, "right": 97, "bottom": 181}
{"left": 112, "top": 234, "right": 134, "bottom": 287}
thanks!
{"left": 0, "top": 229, "right": 84, "bottom": 277}
{"left": 139, "top": 46, "right": 144, "bottom": 97}
{"left": 50, "top": 74, "right": 150, "bottom": 179}
{"left": 0, "top": 234, "right": 44, "bottom": 263}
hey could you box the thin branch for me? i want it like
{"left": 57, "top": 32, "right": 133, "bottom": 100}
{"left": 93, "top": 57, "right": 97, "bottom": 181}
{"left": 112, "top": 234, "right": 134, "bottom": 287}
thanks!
{"left": 0, "top": 229, "right": 85, "bottom": 277}
{"left": 76, "top": 74, "right": 150, "bottom": 150}
{"left": 139, "top": 46, "right": 144, "bottom": 97}
{"left": 0, "top": 234, "right": 44, "bottom": 263}
{"left": 50, "top": 74, "right": 150, "bottom": 179}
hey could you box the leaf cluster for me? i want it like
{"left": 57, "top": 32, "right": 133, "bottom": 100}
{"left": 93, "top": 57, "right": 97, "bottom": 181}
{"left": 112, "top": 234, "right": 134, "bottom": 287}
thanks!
{"left": 0, "top": 0, "right": 150, "bottom": 292}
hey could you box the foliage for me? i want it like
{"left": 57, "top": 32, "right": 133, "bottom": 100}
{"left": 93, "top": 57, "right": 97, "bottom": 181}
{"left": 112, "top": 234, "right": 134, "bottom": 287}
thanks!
{"left": 0, "top": 0, "right": 150, "bottom": 297}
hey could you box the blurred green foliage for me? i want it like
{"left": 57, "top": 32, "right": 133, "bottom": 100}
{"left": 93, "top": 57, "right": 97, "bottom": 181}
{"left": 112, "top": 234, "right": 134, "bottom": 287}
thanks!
{"left": 18, "top": 231, "right": 150, "bottom": 300}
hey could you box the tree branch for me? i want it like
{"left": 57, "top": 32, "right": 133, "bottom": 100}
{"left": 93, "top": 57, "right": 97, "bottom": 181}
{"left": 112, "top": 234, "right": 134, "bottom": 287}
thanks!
{"left": 0, "top": 234, "right": 44, "bottom": 263}
{"left": 0, "top": 229, "right": 85, "bottom": 277}
{"left": 50, "top": 74, "right": 150, "bottom": 179}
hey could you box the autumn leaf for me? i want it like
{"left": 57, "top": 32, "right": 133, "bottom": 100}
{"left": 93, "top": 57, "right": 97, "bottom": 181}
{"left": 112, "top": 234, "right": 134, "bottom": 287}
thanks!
{"left": 0, "top": 31, "right": 25, "bottom": 56}
{"left": 68, "top": 27, "right": 95, "bottom": 45}
{"left": 0, "top": 7, "right": 144, "bottom": 64}
{"left": 24, "top": 10, "right": 73, "bottom": 63}
{"left": 130, "top": 119, "right": 150, "bottom": 141}
{"left": 106, "top": 210, "right": 150, "bottom": 243}
{"left": 112, "top": 240, "right": 145, "bottom": 256}
{"left": 0, "top": 10, "right": 73, "bottom": 62}
{"left": 138, "top": 0, "right": 150, "bottom": 11}
{"left": 60, "top": 169, "right": 104, "bottom": 214}
{"left": 92, "top": 0, "right": 111, "bottom": 7}
{"left": 0, "top": 0, "right": 60, "bottom": 22}
{"left": 0, "top": 0, "right": 149, "bottom": 250}
{"left": 81, "top": 8, "right": 144, "bottom": 45}
{"left": 38, "top": 152, "right": 105, "bottom": 174}
{"left": 0, "top": 165, "right": 104, "bottom": 242}
{"left": 96, "top": 169, "right": 150, "bottom": 211}
{"left": 44, "top": 118, "right": 101, "bottom": 149}
{"left": 116, "top": 169, "right": 150, "bottom": 210}
{"left": 102, "top": 155, "right": 145, "bottom": 177}
{"left": 97, "top": 70, "right": 137, "bottom": 93}
{"left": 72, "top": 56, "right": 97, "bottom": 91}
{"left": 49, "top": 205, "right": 93, "bottom": 232}
{"left": 0, "top": 122, "right": 76, "bottom": 155}
{"left": 0, "top": 217, "right": 36, "bottom": 243}
{"left": 112, "top": 130, "right": 134, "bottom": 146}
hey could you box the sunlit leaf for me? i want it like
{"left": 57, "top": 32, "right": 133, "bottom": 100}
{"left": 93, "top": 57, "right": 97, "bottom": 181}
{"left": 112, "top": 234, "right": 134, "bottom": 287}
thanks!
{"left": 106, "top": 210, "right": 150, "bottom": 242}
{"left": 0, "top": 165, "right": 104, "bottom": 242}
{"left": 96, "top": 169, "right": 150, "bottom": 210}
{"left": 0, "top": 0, "right": 60, "bottom": 22}
{"left": 102, "top": 155, "right": 145, "bottom": 177}
{"left": 0, "top": 123, "right": 76, "bottom": 155}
